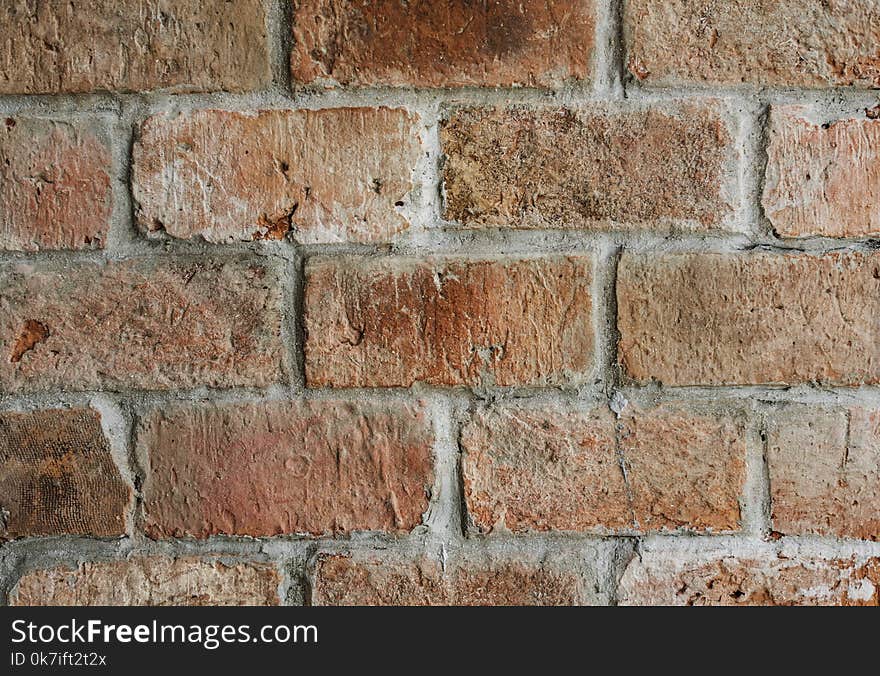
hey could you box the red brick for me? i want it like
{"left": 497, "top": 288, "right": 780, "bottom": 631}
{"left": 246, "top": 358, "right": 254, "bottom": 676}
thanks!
{"left": 0, "top": 117, "right": 111, "bottom": 251}
{"left": 304, "top": 256, "right": 593, "bottom": 388}
{"left": 0, "top": 0, "right": 269, "bottom": 94}
{"left": 441, "top": 104, "right": 734, "bottom": 230}
{"left": 133, "top": 108, "right": 424, "bottom": 244}
{"left": 0, "top": 408, "right": 130, "bottom": 539}
{"left": 141, "top": 400, "right": 433, "bottom": 538}
{"left": 617, "top": 252, "right": 880, "bottom": 386}
{"left": 763, "top": 106, "right": 880, "bottom": 238}
{"left": 766, "top": 406, "right": 880, "bottom": 540}
{"left": 619, "top": 552, "right": 880, "bottom": 606}
{"left": 290, "top": 0, "right": 596, "bottom": 88}
{"left": 312, "top": 554, "right": 584, "bottom": 605}
{"left": 0, "top": 258, "right": 283, "bottom": 393}
{"left": 461, "top": 402, "right": 745, "bottom": 534}
{"left": 625, "top": 0, "right": 880, "bottom": 88}
{"left": 10, "top": 558, "right": 281, "bottom": 606}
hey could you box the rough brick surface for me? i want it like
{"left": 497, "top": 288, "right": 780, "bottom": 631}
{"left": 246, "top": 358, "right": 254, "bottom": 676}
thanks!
{"left": 141, "top": 400, "right": 433, "bottom": 538}
{"left": 441, "top": 105, "right": 734, "bottom": 230}
{"left": 313, "top": 554, "right": 585, "bottom": 605}
{"left": 1, "top": 117, "right": 111, "bottom": 251}
{"left": 0, "top": 408, "right": 130, "bottom": 539}
{"left": 10, "top": 558, "right": 281, "bottom": 606}
{"left": 617, "top": 252, "right": 880, "bottom": 386}
{"left": 0, "top": 258, "right": 283, "bottom": 393}
{"left": 766, "top": 406, "right": 880, "bottom": 540}
{"left": 461, "top": 403, "right": 745, "bottom": 533}
{"left": 133, "top": 108, "right": 424, "bottom": 244}
{"left": 304, "top": 256, "right": 593, "bottom": 388}
{"left": 0, "top": 0, "right": 270, "bottom": 94}
{"left": 763, "top": 107, "right": 880, "bottom": 238}
{"left": 290, "top": 0, "right": 596, "bottom": 88}
{"left": 625, "top": 0, "right": 880, "bottom": 88}
{"left": 619, "top": 553, "right": 880, "bottom": 606}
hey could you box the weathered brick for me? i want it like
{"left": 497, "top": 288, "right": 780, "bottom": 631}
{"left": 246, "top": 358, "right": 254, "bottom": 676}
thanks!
{"left": 763, "top": 107, "right": 880, "bottom": 238}
{"left": 133, "top": 108, "right": 424, "bottom": 244}
{"left": 141, "top": 400, "right": 433, "bottom": 538}
{"left": 1, "top": 117, "right": 111, "bottom": 251}
{"left": 461, "top": 402, "right": 745, "bottom": 534}
{"left": 290, "top": 0, "right": 596, "bottom": 88}
{"left": 0, "top": 0, "right": 269, "bottom": 94}
{"left": 10, "top": 558, "right": 281, "bottom": 606}
{"left": 766, "top": 406, "right": 880, "bottom": 540}
{"left": 0, "top": 408, "right": 130, "bottom": 539}
{"left": 625, "top": 0, "right": 880, "bottom": 88}
{"left": 304, "top": 256, "right": 593, "bottom": 388}
{"left": 441, "top": 104, "right": 734, "bottom": 230}
{"left": 617, "top": 252, "right": 880, "bottom": 386}
{"left": 0, "top": 258, "right": 283, "bottom": 393}
{"left": 619, "top": 553, "right": 880, "bottom": 606}
{"left": 313, "top": 554, "right": 585, "bottom": 605}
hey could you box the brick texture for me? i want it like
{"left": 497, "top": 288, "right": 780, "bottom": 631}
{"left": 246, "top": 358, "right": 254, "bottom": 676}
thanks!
{"left": 617, "top": 252, "right": 880, "bottom": 386}
{"left": 312, "top": 554, "right": 586, "bottom": 605}
{"left": 1, "top": 117, "right": 111, "bottom": 251}
{"left": 133, "top": 108, "right": 424, "bottom": 244}
{"left": 290, "top": 0, "right": 596, "bottom": 88}
{"left": 763, "top": 106, "right": 880, "bottom": 238}
{"left": 0, "top": 0, "right": 270, "bottom": 94}
{"left": 141, "top": 400, "right": 433, "bottom": 538}
{"left": 441, "top": 105, "right": 734, "bottom": 230}
{"left": 619, "top": 553, "right": 880, "bottom": 606}
{"left": 0, "top": 258, "right": 283, "bottom": 393}
{"left": 10, "top": 558, "right": 281, "bottom": 606}
{"left": 0, "top": 408, "right": 130, "bottom": 539}
{"left": 766, "top": 406, "right": 880, "bottom": 540}
{"left": 304, "top": 256, "right": 593, "bottom": 388}
{"left": 461, "top": 402, "right": 745, "bottom": 534}
{"left": 625, "top": 0, "right": 880, "bottom": 88}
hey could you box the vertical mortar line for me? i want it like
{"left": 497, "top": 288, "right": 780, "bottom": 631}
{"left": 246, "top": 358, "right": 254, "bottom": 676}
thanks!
{"left": 285, "top": 249, "right": 307, "bottom": 393}
{"left": 103, "top": 99, "right": 141, "bottom": 255}
{"left": 594, "top": 0, "right": 626, "bottom": 98}
{"left": 593, "top": 238, "right": 623, "bottom": 401}
{"left": 737, "top": 97, "right": 772, "bottom": 242}
{"left": 423, "top": 393, "right": 468, "bottom": 564}
{"left": 751, "top": 402, "right": 774, "bottom": 538}
{"left": 266, "top": 0, "right": 295, "bottom": 95}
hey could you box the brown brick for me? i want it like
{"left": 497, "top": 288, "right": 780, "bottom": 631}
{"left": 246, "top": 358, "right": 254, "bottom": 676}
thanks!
{"left": 617, "top": 252, "right": 880, "bottom": 386}
{"left": 141, "top": 400, "right": 433, "bottom": 538}
{"left": 763, "top": 107, "right": 880, "bottom": 238}
{"left": 0, "top": 0, "right": 269, "bottom": 94}
{"left": 312, "top": 554, "right": 584, "bottom": 606}
{"left": 10, "top": 558, "right": 281, "bottom": 606}
{"left": 0, "top": 408, "right": 130, "bottom": 539}
{"left": 461, "top": 402, "right": 745, "bottom": 534}
{"left": 619, "top": 553, "right": 880, "bottom": 606}
{"left": 0, "top": 258, "right": 283, "bottom": 393}
{"left": 766, "top": 406, "right": 880, "bottom": 540}
{"left": 441, "top": 104, "right": 734, "bottom": 230}
{"left": 0, "top": 118, "right": 111, "bottom": 252}
{"left": 304, "top": 256, "right": 593, "bottom": 388}
{"left": 625, "top": 0, "right": 880, "bottom": 88}
{"left": 290, "top": 0, "right": 596, "bottom": 88}
{"left": 133, "top": 108, "right": 424, "bottom": 244}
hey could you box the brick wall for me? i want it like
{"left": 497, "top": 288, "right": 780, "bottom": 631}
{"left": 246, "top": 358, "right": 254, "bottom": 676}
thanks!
{"left": 1, "top": 1, "right": 879, "bottom": 607}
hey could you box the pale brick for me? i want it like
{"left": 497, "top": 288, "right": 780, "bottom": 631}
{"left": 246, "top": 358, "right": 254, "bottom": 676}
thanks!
{"left": 617, "top": 252, "right": 880, "bottom": 386}
{"left": 441, "top": 104, "right": 734, "bottom": 230}
{"left": 133, "top": 108, "right": 423, "bottom": 244}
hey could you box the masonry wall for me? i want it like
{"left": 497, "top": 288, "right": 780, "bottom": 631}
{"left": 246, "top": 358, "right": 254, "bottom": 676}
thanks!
{"left": 1, "top": 0, "right": 879, "bottom": 606}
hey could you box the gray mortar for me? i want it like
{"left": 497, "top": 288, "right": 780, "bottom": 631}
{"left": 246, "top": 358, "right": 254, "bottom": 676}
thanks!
{"left": 2, "top": 0, "right": 880, "bottom": 606}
